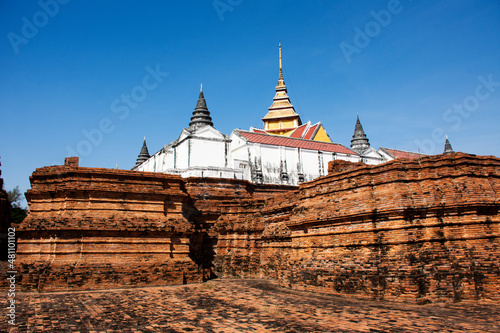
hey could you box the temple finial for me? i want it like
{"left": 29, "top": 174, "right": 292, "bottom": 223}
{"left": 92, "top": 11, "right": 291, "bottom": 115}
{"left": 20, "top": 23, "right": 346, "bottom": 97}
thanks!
{"left": 190, "top": 86, "right": 213, "bottom": 130}
{"left": 262, "top": 43, "right": 302, "bottom": 133}
{"left": 135, "top": 137, "right": 150, "bottom": 167}
{"left": 279, "top": 42, "right": 283, "bottom": 80}
{"left": 200, "top": 83, "right": 203, "bottom": 92}
{"left": 351, "top": 114, "right": 370, "bottom": 154}
{"left": 444, "top": 135, "right": 454, "bottom": 154}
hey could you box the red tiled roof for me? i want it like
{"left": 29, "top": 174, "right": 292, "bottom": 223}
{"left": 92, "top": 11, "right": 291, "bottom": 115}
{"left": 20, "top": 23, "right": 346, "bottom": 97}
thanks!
{"left": 381, "top": 148, "right": 426, "bottom": 159}
{"left": 303, "top": 124, "right": 319, "bottom": 140}
{"left": 265, "top": 127, "right": 297, "bottom": 133}
{"left": 289, "top": 123, "right": 309, "bottom": 139}
{"left": 251, "top": 128, "right": 267, "bottom": 134}
{"left": 237, "top": 131, "right": 355, "bottom": 155}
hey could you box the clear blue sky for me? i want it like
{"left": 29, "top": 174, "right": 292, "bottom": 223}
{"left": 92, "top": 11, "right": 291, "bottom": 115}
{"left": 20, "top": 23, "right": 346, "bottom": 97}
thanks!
{"left": 1, "top": 0, "right": 499, "bottom": 207}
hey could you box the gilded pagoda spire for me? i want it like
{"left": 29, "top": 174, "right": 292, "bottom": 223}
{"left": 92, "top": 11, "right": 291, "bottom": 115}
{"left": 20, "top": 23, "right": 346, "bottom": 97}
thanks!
{"left": 278, "top": 42, "right": 284, "bottom": 82}
{"left": 276, "top": 41, "right": 287, "bottom": 91}
{"left": 262, "top": 43, "right": 302, "bottom": 135}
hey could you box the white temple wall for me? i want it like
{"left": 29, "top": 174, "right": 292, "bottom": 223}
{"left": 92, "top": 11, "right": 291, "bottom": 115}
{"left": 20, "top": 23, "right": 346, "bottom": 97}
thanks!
{"left": 136, "top": 153, "right": 156, "bottom": 172}
{"left": 301, "top": 150, "right": 321, "bottom": 182}
{"left": 175, "top": 140, "right": 189, "bottom": 169}
{"left": 283, "top": 147, "right": 299, "bottom": 183}
{"left": 259, "top": 145, "right": 281, "bottom": 184}
{"left": 189, "top": 138, "right": 227, "bottom": 168}
{"left": 164, "top": 149, "right": 175, "bottom": 169}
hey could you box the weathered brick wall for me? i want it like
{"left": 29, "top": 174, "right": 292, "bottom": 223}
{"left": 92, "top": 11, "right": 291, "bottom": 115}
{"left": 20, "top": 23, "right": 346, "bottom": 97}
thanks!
{"left": 215, "top": 153, "right": 500, "bottom": 303}
{"left": 7, "top": 153, "right": 500, "bottom": 303}
{"left": 15, "top": 158, "right": 200, "bottom": 291}
{"left": 183, "top": 177, "right": 295, "bottom": 278}
{"left": 12, "top": 158, "right": 293, "bottom": 291}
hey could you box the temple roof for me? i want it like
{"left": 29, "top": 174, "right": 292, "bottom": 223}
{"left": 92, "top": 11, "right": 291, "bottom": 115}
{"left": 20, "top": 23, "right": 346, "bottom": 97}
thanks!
{"left": 189, "top": 84, "right": 214, "bottom": 130}
{"left": 236, "top": 130, "right": 355, "bottom": 155}
{"left": 262, "top": 43, "right": 302, "bottom": 123}
{"left": 135, "top": 137, "right": 150, "bottom": 166}
{"left": 350, "top": 114, "right": 370, "bottom": 154}
{"left": 379, "top": 147, "right": 427, "bottom": 160}
{"left": 444, "top": 136, "right": 454, "bottom": 154}
{"left": 289, "top": 122, "right": 310, "bottom": 139}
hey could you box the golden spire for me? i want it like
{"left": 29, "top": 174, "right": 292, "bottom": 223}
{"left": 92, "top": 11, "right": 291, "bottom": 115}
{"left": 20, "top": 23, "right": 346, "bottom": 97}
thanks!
{"left": 279, "top": 42, "right": 283, "bottom": 80}
{"left": 261, "top": 42, "right": 302, "bottom": 134}
{"left": 277, "top": 42, "right": 286, "bottom": 88}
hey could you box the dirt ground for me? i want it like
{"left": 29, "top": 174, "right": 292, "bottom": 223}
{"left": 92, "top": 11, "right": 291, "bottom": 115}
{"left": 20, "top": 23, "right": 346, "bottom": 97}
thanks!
{"left": 1, "top": 278, "right": 499, "bottom": 332}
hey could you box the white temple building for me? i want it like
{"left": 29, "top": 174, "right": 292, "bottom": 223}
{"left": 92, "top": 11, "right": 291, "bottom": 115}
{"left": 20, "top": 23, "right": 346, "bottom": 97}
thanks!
{"left": 133, "top": 45, "right": 450, "bottom": 186}
{"left": 133, "top": 86, "right": 243, "bottom": 180}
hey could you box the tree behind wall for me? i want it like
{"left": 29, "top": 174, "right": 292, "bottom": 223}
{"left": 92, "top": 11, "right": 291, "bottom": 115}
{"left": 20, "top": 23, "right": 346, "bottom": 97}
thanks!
{"left": 7, "top": 186, "right": 27, "bottom": 225}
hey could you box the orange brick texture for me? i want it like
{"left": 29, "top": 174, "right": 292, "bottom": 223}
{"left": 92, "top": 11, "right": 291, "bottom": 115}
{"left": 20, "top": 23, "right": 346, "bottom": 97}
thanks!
{"left": 11, "top": 157, "right": 293, "bottom": 292}
{"left": 6, "top": 153, "right": 500, "bottom": 304}
{"left": 215, "top": 153, "right": 500, "bottom": 303}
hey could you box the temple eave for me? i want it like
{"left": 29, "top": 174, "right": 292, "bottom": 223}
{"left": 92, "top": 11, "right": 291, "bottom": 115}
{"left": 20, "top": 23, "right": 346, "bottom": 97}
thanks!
{"left": 262, "top": 114, "right": 301, "bottom": 121}
{"left": 265, "top": 127, "right": 298, "bottom": 133}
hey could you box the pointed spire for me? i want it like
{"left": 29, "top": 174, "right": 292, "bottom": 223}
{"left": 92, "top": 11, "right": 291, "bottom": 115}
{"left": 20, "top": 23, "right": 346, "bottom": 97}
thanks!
{"left": 444, "top": 135, "right": 454, "bottom": 154}
{"left": 350, "top": 114, "right": 370, "bottom": 154}
{"left": 135, "top": 137, "right": 150, "bottom": 166}
{"left": 262, "top": 42, "right": 302, "bottom": 132}
{"left": 277, "top": 42, "right": 286, "bottom": 89}
{"left": 189, "top": 85, "right": 213, "bottom": 130}
{"left": 279, "top": 41, "right": 283, "bottom": 81}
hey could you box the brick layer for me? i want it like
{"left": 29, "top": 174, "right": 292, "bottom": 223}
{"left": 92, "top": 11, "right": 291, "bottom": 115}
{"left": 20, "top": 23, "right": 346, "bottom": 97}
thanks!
{"left": 3, "top": 153, "right": 499, "bottom": 304}
{"left": 215, "top": 153, "right": 500, "bottom": 303}
{"left": 5, "top": 162, "right": 292, "bottom": 292}
{"left": 1, "top": 279, "right": 498, "bottom": 332}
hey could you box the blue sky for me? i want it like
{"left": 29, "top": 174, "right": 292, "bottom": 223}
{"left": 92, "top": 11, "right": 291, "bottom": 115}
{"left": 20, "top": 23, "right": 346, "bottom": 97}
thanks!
{"left": 1, "top": 0, "right": 499, "bottom": 206}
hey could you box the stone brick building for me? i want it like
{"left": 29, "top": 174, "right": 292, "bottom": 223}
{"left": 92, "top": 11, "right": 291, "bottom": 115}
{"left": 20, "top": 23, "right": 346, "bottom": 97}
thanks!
{"left": 6, "top": 152, "right": 499, "bottom": 305}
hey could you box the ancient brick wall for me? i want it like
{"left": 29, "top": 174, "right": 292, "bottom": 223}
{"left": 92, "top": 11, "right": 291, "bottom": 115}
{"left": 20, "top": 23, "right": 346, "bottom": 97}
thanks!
{"left": 183, "top": 177, "right": 295, "bottom": 277}
{"left": 7, "top": 153, "right": 500, "bottom": 303}
{"left": 15, "top": 157, "right": 199, "bottom": 291}
{"left": 12, "top": 157, "right": 293, "bottom": 291}
{"left": 215, "top": 153, "right": 500, "bottom": 303}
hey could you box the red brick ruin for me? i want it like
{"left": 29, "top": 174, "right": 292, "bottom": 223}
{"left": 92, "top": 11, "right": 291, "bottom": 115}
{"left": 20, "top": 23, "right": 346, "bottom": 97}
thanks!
{"left": 3, "top": 153, "right": 500, "bottom": 304}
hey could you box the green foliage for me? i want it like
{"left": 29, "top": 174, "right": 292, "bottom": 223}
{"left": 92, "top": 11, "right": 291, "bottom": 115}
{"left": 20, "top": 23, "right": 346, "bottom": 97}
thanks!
{"left": 7, "top": 185, "right": 27, "bottom": 224}
{"left": 11, "top": 206, "right": 27, "bottom": 224}
{"left": 7, "top": 186, "right": 23, "bottom": 208}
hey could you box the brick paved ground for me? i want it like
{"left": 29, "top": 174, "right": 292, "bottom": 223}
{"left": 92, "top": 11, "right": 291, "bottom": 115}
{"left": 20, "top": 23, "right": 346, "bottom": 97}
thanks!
{"left": 2, "top": 279, "right": 499, "bottom": 332}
